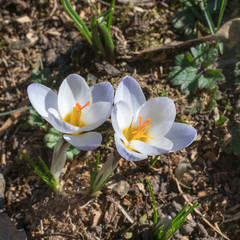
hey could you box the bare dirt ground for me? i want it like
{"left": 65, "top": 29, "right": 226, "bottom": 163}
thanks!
{"left": 0, "top": 0, "right": 240, "bottom": 239}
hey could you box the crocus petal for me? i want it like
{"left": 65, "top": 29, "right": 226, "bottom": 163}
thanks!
{"left": 90, "top": 82, "right": 114, "bottom": 104}
{"left": 130, "top": 140, "right": 173, "bottom": 156}
{"left": 27, "top": 83, "right": 58, "bottom": 121}
{"left": 114, "top": 134, "right": 148, "bottom": 161}
{"left": 147, "top": 137, "right": 173, "bottom": 150}
{"left": 114, "top": 76, "right": 146, "bottom": 113}
{"left": 111, "top": 101, "right": 134, "bottom": 145}
{"left": 79, "top": 102, "right": 111, "bottom": 132}
{"left": 63, "top": 132, "right": 102, "bottom": 151}
{"left": 165, "top": 122, "right": 197, "bottom": 152}
{"left": 58, "top": 74, "right": 92, "bottom": 119}
{"left": 134, "top": 97, "right": 176, "bottom": 138}
{"left": 130, "top": 137, "right": 173, "bottom": 156}
{"left": 48, "top": 110, "right": 80, "bottom": 134}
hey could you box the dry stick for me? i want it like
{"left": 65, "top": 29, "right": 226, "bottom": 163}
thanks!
{"left": 49, "top": 0, "right": 58, "bottom": 17}
{"left": 32, "top": 232, "right": 81, "bottom": 239}
{"left": 169, "top": 170, "right": 230, "bottom": 240}
{"left": 136, "top": 17, "right": 240, "bottom": 56}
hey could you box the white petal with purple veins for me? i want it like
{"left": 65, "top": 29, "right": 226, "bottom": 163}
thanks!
{"left": 134, "top": 97, "right": 176, "bottom": 138}
{"left": 80, "top": 102, "right": 111, "bottom": 132}
{"left": 63, "top": 132, "right": 102, "bottom": 151}
{"left": 165, "top": 122, "right": 197, "bottom": 152}
{"left": 27, "top": 83, "right": 58, "bottom": 121}
{"left": 91, "top": 82, "right": 114, "bottom": 104}
{"left": 114, "top": 134, "right": 147, "bottom": 161}
{"left": 111, "top": 102, "right": 133, "bottom": 145}
{"left": 114, "top": 76, "right": 146, "bottom": 113}
{"left": 58, "top": 74, "right": 92, "bottom": 119}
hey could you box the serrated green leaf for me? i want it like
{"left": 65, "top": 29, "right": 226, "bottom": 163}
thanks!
{"left": 28, "top": 109, "right": 47, "bottom": 128}
{"left": 66, "top": 151, "right": 74, "bottom": 159}
{"left": 169, "top": 43, "right": 224, "bottom": 93}
{"left": 190, "top": 44, "right": 218, "bottom": 67}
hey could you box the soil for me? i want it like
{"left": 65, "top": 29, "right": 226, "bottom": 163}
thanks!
{"left": 0, "top": 0, "right": 240, "bottom": 240}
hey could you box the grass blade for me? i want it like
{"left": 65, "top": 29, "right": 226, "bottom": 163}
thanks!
{"left": 147, "top": 178, "right": 158, "bottom": 227}
{"left": 91, "top": 16, "right": 107, "bottom": 58}
{"left": 217, "top": 0, "right": 227, "bottom": 30}
{"left": 98, "top": 22, "right": 114, "bottom": 64}
{"left": 200, "top": 0, "right": 215, "bottom": 35}
{"left": 90, "top": 0, "right": 100, "bottom": 16}
{"left": 60, "top": 0, "right": 92, "bottom": 45}
{"left": 107, "top": 0, "right": 115, "bottom": 31}
{"left": 0, "top": 106, "right": 32, "bottom": 116}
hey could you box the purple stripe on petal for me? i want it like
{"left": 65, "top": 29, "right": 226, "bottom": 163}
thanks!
{"left": 114, "top": 134, "right": 147, "bottom": 161}
{"left": 165, "top": 122, "right": 197, "bottom": 152}
{"left": 90, "top": 82, "right": 114, "bottom": 104}
{"left": 63, "top": 132, "right": 102, "bottom": 151}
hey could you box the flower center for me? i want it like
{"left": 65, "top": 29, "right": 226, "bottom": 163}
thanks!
{"left": 123, "top": 116, "right": 154, "bottom": 145}
{"left": 63, "top": 101, "right": 90, "bottom": 128}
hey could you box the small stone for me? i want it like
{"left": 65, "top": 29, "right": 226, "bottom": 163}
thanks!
{"left": 181, "top": 223, "right": 195, "bottom": 235}
{"left": 172, "top": 201, "right": 182, "bottom": 212}
{"left": 135, "top": 182, "right": 145, "bottom": 194}
{"left": 175, "top": 163, "right": 189, "bottom": 180}
{"left": 109, "top": 180, "right": 130, "bottom": 198}
{"left": 87, "top": 73, "right": 98, "bottom": 84}
{"left": 45, "top": 49, "right": 57, "bottom": 65}
{"left": 198, "top": 223, "right": 208, "bottom": 237}
{"left": 103, "top": 63, "right": 121, "bottom": 76}
{"left": 149, "top": 177, "right": 160, "bottom": 194}
{"left": 0, "top": 213, "right": 27, "bottom": 240}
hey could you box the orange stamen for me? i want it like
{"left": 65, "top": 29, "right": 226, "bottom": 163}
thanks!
{"left": 132, "top": 116, "right": 152, "bottom": 140}
{"left": 75, "top": 101, "right": 90, "bottom": 112}
{"left": 135, "top": 117, "right": 151, "bottom": 136}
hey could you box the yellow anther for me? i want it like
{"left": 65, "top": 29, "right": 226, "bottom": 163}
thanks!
{"left": 63, "top": 101, "right": 90, "bottom": 128}
{"left": 123, "top": 116, "right": 154, "bottom": 146}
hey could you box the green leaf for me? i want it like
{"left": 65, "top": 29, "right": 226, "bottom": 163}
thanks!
{"left": 29, "top": 59, "right": 51, "bottom": 84}
{"left": 216, "top": 114, "right": 228, "bottom": 126}
{"left": 60, "top": 0, "right": 92, "bottom": 45}
{"left": 169, "top": 43, "right": 224, "bottom": 93}
{"left": 67, "top": 145, "right": 80, "bottom": 159}
{"left": 28, "top": 109, "right": 47, "bottom": 130}
{"left": 19, "top": 151, "right": 59, "bottom": 191}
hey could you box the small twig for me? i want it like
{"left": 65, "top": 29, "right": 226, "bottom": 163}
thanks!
{"left": 169, "top": 169, "right": 230, "bottom": 240}
{"left": 110, "top": 197, "right": 134, "bottom": 224}
{"left": 32, "top": 232, "right": 81, "bottom": 239}
{"left": 49, "top": 0, "right": 58, "bottom": 18}
{"left": 81, "top": 198, "right": 95, "bottom": 209}
{"left": 40, "top": 220, "right": 44, "bottom": 240}
{"left": 117, "top": 202, "right": 134, "bottom": 224}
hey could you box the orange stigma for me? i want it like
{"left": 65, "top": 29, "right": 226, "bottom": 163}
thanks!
{"left": 132, "top": 116, "right": 152, "bottom": 141}
{"left": 76, "top": 101, "right": 90, "bottom": 112}
{"left": 134, "top": 116, "right": 151, "bottom": 137}
{"left": 63, "top": 101, "right": 90, "bottom": 128}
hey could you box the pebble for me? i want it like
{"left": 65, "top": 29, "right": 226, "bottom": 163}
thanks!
{"left": 181, "top": 223, "right": 195, "bottom": 235}
{"left": 108, "top": 180, "right": 130, "bottom": 198}
{"left": 198, "top": 223, "right": 208, "bottom": 237}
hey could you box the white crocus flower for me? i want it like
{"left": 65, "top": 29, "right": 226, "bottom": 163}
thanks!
{"left": 28, "top": 74, "right": 114, "bottom": 150}
{"left": 112, "top": 76, "right": 197, "bottom": 161}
